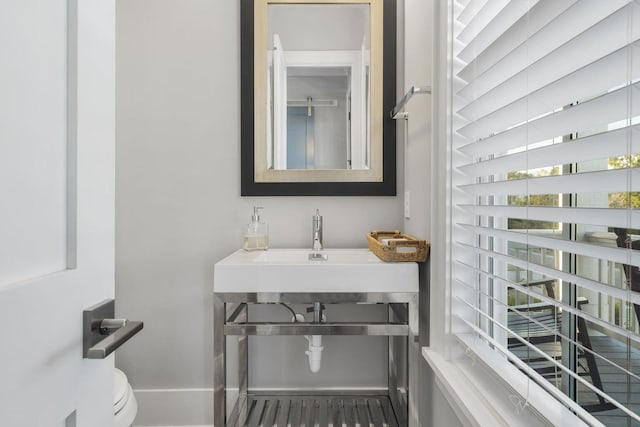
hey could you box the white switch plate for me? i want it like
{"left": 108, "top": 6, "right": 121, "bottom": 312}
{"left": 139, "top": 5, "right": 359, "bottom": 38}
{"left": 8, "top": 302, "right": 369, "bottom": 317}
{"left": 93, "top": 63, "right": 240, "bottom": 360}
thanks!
{"left": 404, "top": 191, "right": 410, "bottom": 218}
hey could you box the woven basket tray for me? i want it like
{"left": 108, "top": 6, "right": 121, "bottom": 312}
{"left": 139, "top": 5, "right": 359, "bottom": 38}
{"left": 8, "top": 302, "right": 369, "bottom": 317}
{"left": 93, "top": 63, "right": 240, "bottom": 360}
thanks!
{"left": 367, "top": 230, "right": 430, "bottom": 262}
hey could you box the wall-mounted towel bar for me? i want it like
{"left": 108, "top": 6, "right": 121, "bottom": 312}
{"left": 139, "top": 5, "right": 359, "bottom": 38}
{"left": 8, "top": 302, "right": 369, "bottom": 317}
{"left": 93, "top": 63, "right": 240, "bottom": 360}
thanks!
{"left": 390, "top": 86, "right": 431, "bottom": 120}
{"left": 288, "top": 98, "right": 338, "bottom": 108}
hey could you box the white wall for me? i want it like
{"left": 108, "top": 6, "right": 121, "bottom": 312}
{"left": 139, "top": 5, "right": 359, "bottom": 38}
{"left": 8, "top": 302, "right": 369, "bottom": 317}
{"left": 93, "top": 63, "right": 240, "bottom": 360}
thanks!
{"left": 115, "top": 1, "right": 403, "bottom": 425}
{"left": 268, "top": 4, "right": 369, "bottom": 51}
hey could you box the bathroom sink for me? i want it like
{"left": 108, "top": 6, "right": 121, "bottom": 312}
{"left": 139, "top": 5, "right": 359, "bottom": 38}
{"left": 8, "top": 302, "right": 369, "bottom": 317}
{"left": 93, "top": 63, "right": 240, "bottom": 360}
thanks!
{"left": 214, "top": 249, "right": 418, "bottom": 293}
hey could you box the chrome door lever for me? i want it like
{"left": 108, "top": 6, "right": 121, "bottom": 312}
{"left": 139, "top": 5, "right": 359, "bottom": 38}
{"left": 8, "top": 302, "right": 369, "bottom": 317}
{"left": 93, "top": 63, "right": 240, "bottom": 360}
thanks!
{"left": 83, "top": 299, "right": 143, "bottom": 359}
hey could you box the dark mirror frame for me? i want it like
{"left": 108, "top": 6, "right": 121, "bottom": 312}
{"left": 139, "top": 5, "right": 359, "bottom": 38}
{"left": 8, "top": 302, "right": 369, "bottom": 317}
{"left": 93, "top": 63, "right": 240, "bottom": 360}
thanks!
{"left": 240, "top": 0, "right": 396, "bottom": 196}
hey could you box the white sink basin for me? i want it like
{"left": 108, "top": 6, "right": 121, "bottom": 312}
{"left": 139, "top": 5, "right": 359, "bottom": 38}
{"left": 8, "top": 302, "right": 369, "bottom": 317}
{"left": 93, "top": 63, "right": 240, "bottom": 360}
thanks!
{"left": 214, "top": 249, "right": 418, "bottom": 293}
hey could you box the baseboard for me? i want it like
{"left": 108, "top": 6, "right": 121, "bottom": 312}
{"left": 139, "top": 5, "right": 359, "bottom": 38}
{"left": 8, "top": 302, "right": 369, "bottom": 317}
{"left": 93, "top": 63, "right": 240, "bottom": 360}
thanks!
{"left": 133, "top": 388, "right": 213, "bottom": 427}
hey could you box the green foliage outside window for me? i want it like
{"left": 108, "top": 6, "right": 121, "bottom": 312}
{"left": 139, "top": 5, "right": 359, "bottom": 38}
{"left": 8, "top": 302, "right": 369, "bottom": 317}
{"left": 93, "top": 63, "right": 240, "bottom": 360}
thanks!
{"left": 506, "top": 156, "right": 640, "bottom": 229}
{"left": 609, "top": 155, "right": 640, "bottom": 208}
{"left": 508, "top": 167, "right": 560, "bottom": 229}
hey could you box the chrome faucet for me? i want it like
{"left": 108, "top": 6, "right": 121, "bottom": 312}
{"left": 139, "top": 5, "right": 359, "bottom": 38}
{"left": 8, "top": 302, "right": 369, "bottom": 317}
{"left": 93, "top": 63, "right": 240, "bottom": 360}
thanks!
{"left": 312, "top": 209, "right": 323, "bottom": 251}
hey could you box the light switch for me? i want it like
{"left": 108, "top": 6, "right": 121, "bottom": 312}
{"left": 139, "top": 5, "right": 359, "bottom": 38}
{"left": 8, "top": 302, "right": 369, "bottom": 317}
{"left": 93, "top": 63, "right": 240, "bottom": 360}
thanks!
{"left": 404, "top": 191, "right": 410, "bottom": 219}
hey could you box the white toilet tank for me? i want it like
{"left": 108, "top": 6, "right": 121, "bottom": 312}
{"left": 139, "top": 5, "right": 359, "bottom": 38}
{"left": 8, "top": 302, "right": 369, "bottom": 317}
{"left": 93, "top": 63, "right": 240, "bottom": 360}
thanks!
{"left": 114, "top": 368, "right": 138, "bottom": 427}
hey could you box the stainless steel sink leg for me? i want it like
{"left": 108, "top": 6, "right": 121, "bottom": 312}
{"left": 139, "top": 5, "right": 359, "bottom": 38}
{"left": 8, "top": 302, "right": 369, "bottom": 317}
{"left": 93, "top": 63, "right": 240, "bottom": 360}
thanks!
{"left": 213, "top": 296, "right": 226, "bottom": 426}
{"left": 238, "top": 303, "right": 249, "bottom": 426}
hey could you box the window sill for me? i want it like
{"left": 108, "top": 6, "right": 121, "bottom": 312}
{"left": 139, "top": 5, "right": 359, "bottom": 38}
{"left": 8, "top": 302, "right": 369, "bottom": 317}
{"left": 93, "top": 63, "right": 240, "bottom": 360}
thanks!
{"left": 422, "top": 339, "right": 598, "bottom": 427}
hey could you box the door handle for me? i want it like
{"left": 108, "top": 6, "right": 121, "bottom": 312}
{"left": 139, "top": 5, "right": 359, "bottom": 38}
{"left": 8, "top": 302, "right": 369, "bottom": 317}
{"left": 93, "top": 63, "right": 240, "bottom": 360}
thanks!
{"left": 83, "top": 299, "right": 144, "bottom": 359}
{"left": 85, "top": 319, "right": 143, "bottom": 359}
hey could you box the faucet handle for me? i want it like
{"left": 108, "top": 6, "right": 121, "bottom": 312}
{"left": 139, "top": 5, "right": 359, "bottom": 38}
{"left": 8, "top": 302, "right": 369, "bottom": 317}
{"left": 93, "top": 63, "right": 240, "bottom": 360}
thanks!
{"left": 306, "top": 304, "right": 326, "bottom": 313}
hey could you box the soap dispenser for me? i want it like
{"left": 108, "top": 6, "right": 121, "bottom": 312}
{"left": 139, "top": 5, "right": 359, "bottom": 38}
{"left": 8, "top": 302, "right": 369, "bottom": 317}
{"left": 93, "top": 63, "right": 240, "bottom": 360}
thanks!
{"left": 243, "top": 206, "right": 269, "bottom": 251}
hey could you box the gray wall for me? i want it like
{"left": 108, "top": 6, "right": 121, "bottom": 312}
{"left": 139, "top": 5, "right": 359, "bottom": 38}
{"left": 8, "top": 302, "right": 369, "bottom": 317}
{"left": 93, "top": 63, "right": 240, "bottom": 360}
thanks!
{"left": 115, "top": 0, "right": 404, "bottom": 425}
{"left": 116, "top": 1, "right": 465, "bottom": 426}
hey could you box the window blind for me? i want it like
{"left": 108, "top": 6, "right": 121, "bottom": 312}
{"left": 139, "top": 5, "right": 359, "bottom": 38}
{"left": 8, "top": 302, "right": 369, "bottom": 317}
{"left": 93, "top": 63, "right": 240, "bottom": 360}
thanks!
{"left": 450, "top": 0, "right": 640, "bottom": 424}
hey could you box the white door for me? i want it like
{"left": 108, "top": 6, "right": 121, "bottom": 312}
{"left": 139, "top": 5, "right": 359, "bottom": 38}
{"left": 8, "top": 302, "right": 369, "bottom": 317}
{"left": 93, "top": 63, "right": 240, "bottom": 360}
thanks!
{"left": 272, "top": 34, "right": 288, "bottom": 169}
{"left": 0, "top": 1, "right": 116, "bottom": 426}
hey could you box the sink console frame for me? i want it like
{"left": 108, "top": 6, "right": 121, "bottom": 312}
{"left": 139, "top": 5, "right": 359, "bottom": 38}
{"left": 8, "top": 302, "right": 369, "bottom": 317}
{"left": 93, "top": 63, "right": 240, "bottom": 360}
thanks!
{"left": 213, "top": 291, "right": 418, "bottom": 426}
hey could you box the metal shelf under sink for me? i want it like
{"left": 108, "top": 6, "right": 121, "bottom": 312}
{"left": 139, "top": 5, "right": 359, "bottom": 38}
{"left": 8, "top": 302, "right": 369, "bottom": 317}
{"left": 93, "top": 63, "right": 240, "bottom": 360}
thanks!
{"left": 227, "top": 391, "right": 400, "bottom": 427}
{"left": 213, "top": 292, "right": 418, "bottom": 427}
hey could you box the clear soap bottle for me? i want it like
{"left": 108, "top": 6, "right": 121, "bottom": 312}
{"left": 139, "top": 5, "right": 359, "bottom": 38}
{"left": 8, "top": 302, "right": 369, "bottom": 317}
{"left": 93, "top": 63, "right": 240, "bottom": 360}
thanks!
{"left": 243, "top": 206, "right": 269, "bottom": 251}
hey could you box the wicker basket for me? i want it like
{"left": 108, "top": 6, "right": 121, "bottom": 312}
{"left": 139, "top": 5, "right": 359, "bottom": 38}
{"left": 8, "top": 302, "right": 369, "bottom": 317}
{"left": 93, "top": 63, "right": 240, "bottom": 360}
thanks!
{"left": 367, "top": 230, "right": 430, "bottom": 262}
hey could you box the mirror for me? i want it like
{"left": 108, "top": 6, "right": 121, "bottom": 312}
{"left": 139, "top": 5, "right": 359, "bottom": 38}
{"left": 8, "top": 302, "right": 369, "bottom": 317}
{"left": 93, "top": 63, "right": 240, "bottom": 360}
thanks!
{"left": 241, "top": 0, "right": 396, "bottom": 196}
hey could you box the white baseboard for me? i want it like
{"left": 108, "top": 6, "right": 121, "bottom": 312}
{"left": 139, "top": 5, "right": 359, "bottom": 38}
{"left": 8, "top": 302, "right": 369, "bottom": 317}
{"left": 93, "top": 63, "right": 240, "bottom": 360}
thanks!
{"left": 133, "top": 388, "right": 213, "bottom": 427}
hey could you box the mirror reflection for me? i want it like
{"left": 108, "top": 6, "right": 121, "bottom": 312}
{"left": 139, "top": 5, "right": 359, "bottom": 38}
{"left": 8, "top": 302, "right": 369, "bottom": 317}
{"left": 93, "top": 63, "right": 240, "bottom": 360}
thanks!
{"left": 267, "top": 4, "right": 370, "bottom": 171}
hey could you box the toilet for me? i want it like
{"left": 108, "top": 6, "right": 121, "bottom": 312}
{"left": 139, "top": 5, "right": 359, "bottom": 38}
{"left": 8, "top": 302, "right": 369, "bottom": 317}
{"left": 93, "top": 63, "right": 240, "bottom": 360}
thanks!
{"left": 114, "top": 368, "right": 138, "bottom": 427}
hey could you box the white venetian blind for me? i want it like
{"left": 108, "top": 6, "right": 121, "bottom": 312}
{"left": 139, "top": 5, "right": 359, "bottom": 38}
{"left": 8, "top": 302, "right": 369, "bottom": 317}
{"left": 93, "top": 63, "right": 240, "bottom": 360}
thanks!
{"left": 451, "top": 0, "right": 640, "bottom": 424}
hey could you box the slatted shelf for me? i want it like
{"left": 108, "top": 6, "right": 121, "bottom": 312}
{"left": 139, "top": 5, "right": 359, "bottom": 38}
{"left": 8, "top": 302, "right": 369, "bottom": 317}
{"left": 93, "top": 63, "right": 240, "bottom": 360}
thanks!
{"left": 226, "top": 393, "right": 400, "bottom": 427}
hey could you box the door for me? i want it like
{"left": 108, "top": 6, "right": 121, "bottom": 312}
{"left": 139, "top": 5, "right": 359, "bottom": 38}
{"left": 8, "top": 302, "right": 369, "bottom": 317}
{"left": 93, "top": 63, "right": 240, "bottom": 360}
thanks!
{"left": 0, "top": 1, "right": 115, "bottom": 426}
{"left": 272, "top": 33, "right": 288, "bottom": 169}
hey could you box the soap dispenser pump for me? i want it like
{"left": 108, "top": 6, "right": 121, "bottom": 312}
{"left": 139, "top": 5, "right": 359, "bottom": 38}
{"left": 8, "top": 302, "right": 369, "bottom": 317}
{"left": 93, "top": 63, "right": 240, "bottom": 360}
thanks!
{"left": 243, "top": 206, "right": 269, "bottom": 251}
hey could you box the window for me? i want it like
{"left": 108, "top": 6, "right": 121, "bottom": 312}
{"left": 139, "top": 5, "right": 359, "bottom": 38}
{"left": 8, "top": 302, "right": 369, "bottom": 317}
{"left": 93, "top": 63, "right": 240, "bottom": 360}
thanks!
{"left": 450, "top": 1, "right": 640, "bottom": 424}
